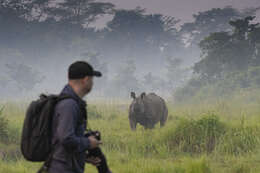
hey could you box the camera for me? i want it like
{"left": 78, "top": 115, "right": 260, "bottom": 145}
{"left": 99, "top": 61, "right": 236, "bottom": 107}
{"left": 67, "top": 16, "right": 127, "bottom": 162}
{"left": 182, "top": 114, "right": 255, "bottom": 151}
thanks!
{"left": 84, "top": 130, "right": 102, "bottom": 158}
{"left": 84, "top": 130, "right": 112, "bottom": 173}
{"left": 85, "top": 130, "right": 101, "bottom": 141}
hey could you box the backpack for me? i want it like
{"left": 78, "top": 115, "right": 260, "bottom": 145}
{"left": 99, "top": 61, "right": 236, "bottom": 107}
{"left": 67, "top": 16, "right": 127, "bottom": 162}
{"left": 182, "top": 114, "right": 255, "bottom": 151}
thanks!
{"left": 21, "top": 93, "right": 74, "bottom": 162}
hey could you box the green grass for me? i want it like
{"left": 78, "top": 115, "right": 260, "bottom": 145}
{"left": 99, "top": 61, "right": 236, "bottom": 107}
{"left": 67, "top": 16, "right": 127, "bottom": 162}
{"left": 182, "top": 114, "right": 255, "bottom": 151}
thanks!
{"left": 1, "top": 96, "right": 260, "bottom": 173}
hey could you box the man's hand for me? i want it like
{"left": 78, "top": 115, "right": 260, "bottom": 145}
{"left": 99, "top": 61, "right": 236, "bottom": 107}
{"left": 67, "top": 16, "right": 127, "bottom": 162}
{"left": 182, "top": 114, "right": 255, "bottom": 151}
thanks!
{"left": 88, "top": 135, "right": 102, "bottom": 149}
{"left": 85, "top": 156, "right": 101, "bottom": 166}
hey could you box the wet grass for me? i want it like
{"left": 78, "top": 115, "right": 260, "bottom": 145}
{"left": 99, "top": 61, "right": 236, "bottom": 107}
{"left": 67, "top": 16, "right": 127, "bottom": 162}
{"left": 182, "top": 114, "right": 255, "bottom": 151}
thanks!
{"left": 1, "top": 96, "right": 260, "bottom": 173}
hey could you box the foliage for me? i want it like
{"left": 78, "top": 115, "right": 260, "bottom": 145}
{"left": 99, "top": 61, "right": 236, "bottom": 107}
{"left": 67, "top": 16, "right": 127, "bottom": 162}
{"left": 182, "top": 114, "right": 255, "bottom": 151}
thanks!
{"left": 174, "top": 66, "right": 260, "bottom": 103}
{"left": 194, "top": 16, "right": 259, "bottom": 81}
{"left": 164, "top": 114, "right": 226, "bottom": 153}
{"left": 105, "top": 60, "right": 140, "bottom": 97}
{"left": 51, "top": 0, "right": 115, "bottom": 26}
{"left": 217, "top": 126, "right": 259, "bottom": 155}
{"left": 5, "top": 63, "right": 44, "bottom": 92}
{"left": 175, "top": 16, "right": 260, "bottom": 103}
{"left": 181, "top": 7, "right": 258, "bottom": 47}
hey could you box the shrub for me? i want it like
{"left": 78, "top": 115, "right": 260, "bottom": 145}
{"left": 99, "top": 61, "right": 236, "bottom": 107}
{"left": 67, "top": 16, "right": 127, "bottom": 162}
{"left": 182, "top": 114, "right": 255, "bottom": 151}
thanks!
{"left": 166, "top": 114, "right": 226, "bottom": 153}
{"left": 217, "top": 126, "right": 259, "bottom": 155}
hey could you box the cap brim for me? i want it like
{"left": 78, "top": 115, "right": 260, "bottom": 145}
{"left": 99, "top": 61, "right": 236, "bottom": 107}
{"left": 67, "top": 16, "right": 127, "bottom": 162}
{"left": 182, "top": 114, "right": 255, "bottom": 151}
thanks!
{"left": 93, "top": 71, "right": 102, "bottom": 77}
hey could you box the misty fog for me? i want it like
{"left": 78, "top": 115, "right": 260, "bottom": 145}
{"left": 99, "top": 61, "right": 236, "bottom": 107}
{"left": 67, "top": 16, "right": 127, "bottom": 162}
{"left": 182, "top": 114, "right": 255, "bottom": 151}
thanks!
{"left": 0, "top": 0, "right": 259, "bottom": 102}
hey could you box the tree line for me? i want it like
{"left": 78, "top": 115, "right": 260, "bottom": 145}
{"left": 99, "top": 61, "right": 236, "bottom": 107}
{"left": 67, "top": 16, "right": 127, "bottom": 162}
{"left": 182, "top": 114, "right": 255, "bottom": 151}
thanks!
{"left": 0, "top": 0, "right": 259, "bottom": 98}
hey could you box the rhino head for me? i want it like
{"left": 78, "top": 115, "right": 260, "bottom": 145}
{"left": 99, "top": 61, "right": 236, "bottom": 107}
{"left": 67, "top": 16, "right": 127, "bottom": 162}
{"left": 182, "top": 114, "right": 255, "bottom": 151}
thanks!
{"left": 129, "top": 92, "right": 146, "bottom": 130}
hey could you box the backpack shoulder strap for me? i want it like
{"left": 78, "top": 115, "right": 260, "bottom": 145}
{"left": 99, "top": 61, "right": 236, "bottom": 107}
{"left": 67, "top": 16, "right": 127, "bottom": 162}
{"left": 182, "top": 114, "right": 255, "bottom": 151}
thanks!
{"left": 57, "top": 94, "right": 75, "bottom": 101}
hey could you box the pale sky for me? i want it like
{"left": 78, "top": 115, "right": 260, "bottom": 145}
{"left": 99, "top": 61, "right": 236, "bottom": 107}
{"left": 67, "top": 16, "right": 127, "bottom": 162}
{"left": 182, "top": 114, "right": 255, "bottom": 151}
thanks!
{"left": 95, "top": 0, "right": 260, "bottom": 27}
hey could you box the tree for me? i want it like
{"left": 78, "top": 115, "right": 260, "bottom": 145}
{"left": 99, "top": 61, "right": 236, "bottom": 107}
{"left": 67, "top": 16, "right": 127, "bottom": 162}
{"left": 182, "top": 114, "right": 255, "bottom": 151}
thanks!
{"left": 106, "top": 60, "right": 140, "bottom": 97}
{"left": 80, "top": 51, "right": 108, "bottom": 96}
{"left": 102, "top": 7, "right": 183, "bottom": 61}
{"left": 0, "top": 0, "right": 29, "bottom": 49}
{"left": 165, "top": 57, "right": 191, "bottom": 89}
{"left": 249, "top": 27, "right": 260, "bottom": 65}
{"left": 180, "top": 6, "right": 260, "bottom": 64}
{"left": 51, "top": 0, "right": 114, "bottom": 27}
{"left": 142, "top": 72, "right": 165, "bottom": 93}
{"left": 5, "top": 63, "right": 45, "bottom": 92}
{"left": 194, "top": 16, "right": 260, "bottom": 81}
{"left": 181, "top": 6, "right": 258, "bottom": 47}
{"left": 229, "top": 16, "right": 259, "bottom": 40}
{"left": 25, "top": 0, "right": 53, "bottom": 21}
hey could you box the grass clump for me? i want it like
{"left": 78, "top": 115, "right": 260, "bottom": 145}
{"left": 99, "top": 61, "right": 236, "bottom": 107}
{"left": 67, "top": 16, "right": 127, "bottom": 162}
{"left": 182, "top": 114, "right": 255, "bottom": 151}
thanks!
{"left": 165, "top": 114, "right": 226, "bottom": 153}
{"left": 217, "top": 125, "right": 259, "bottom": 155}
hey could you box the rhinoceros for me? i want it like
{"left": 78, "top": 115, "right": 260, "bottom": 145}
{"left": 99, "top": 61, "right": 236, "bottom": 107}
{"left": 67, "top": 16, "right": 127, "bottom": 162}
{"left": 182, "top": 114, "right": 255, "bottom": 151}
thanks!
{"left": 128, "top": 92, "right": 168, "bottom": 130}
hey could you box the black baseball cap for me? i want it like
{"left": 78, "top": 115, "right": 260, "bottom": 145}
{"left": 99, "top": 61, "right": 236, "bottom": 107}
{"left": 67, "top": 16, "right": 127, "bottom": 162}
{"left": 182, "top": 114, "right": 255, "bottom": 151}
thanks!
{"left": 68, "top": 61, "right": 102, "bottom": 79}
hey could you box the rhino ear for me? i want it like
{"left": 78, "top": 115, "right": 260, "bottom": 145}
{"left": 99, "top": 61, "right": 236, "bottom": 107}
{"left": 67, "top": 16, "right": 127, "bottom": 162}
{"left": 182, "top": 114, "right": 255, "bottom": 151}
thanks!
{"left": 141, "top": 92, "right": 146, "bottom": 99}
{"left": 130, "top": 92, "right": 136, "bottom": 99}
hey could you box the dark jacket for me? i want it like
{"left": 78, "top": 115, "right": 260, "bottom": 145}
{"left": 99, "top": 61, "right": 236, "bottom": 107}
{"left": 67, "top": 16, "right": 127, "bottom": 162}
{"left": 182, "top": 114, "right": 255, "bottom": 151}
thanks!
{"left": 48, "top": 84, "right": 90, "bottom": 173}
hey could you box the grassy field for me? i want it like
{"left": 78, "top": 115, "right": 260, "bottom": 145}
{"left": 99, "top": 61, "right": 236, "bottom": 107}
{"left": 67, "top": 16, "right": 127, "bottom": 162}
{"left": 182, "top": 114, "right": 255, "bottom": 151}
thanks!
{"left": 1, "top": 93, "right": 260, "bottom": 173}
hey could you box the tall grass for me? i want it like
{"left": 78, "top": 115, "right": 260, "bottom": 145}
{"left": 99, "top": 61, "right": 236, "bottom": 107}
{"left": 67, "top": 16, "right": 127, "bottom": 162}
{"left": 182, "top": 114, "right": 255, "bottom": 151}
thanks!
{"left": 163, "top": 114, "right": 226, "bottom": 154}
{"left": 1, "top": 96, "right": 260, "bottom": 172}
{"left": 0, "top": 106, "right": 9, "bottom": 143}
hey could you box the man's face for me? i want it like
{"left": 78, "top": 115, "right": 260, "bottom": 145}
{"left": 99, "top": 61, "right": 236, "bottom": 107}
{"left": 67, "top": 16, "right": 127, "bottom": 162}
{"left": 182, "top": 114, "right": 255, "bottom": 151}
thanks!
{"left": 82, "top": 76, "right": 94, "bottom": 94}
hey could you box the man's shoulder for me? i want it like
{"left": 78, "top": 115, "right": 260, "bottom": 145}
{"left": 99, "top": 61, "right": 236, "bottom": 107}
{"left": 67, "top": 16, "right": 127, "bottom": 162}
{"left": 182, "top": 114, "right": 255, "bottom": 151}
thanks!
{"left": 55, "top": 98, "right": 80, "bottom": 112}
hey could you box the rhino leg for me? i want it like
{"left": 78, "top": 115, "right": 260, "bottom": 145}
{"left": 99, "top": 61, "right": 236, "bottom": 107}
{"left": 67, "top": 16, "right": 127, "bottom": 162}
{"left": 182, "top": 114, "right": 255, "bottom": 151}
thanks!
{"left": 160, "top": 109, "right": 168, "bottom": 127}
{"left": 129, "top": 117, "right": 137, "bottom": 131}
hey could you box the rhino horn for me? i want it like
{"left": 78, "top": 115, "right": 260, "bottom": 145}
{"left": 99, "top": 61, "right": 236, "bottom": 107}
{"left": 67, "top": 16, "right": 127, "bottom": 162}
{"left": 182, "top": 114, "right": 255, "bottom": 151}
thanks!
{"left": 140, "top": 92, "right": 146, "bottom": 99}
{"left": 130, "top": 92, "right": 136, "bottom": 99}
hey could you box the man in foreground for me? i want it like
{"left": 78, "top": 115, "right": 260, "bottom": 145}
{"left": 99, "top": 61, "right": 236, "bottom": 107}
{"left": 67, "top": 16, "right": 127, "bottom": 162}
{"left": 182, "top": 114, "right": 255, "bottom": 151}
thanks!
{"left": 48, "top": 61, "right": 111, "bottom": 173}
